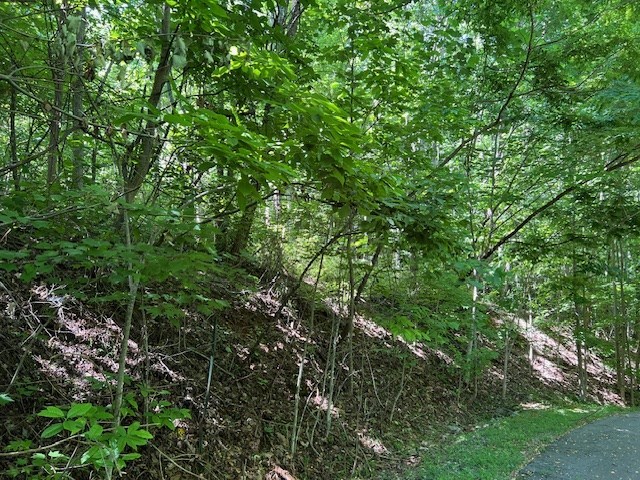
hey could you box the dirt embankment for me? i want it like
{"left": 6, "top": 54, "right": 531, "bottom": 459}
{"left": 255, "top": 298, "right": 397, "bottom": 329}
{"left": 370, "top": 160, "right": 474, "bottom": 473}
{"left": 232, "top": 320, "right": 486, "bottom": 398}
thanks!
{"left": 0, "top": 275, "right": 619, "bottom": 479}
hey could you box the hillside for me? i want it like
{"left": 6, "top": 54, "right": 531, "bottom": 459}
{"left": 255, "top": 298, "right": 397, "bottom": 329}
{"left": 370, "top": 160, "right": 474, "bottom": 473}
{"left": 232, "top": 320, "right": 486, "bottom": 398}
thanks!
{"left": 1, "top": 1, "right": 638, "bottom": 478}
{"left": 0, "top": 270, "right": 620, "bottom": 479}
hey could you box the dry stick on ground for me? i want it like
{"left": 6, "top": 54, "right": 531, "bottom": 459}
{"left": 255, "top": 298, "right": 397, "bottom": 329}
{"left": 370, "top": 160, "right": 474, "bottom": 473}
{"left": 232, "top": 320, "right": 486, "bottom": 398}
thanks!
{"left": 388, "top": 360, "right": 407, "bottom": 424}
{"left": 365, "top": 352, "right": 383, "bottom": 408}
{"left": 149, "top": 443, "right": 208, "bottom": 480}
{"left": 7, "top": 324, "right": 42, "bottom": 393}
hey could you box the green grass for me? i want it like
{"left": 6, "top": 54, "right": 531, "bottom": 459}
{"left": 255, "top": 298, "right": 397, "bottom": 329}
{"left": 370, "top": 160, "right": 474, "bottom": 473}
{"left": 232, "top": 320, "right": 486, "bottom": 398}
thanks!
{"left": 400, "top": 403, "right": 631, "bottom": 480}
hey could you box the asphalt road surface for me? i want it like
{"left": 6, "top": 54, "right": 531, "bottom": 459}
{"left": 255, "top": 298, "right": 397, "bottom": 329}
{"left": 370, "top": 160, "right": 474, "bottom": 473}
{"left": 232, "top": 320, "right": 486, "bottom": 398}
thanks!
{"left": 516, "top": 411, "right": 640, "bottom": 479}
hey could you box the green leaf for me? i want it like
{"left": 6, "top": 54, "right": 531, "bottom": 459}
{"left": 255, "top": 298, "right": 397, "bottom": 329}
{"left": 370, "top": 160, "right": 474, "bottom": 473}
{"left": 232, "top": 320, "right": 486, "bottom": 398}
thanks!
{"left": 5, "top": 439, "right": 32, "bottom": 452}
{"left": 164, "top": 113, "right": 193, "bottom": 126}
{"left": 85, "top": 424, "right": 104, "bottom": 441}
{"left": 63, "top": 418, "right": 86, "bottom": 434}
{"left": 80, "top": 445, "right": 101, "bottom": 465}
{"left": 41, "top": 423, "right": 64, "bottom": 439}
{"left": 47, "top": 450, "right": 68, "bottom": 460}
{"left": 124, "top": 395, "right": 139, "bottom": 411}
{"left": 128, "top": 422, "right": 153, "bottom": 439}
{"left": 0, "top": 393, "right": 14, "bottom": 406}
{"left": 67, "top": 403, "right": 93, "bottom": 419}
{"left": 120, "top": 452, "right": 141, "bottom": 461}
{"left": 38, "top": 406, "right": 66, "bottom": 419}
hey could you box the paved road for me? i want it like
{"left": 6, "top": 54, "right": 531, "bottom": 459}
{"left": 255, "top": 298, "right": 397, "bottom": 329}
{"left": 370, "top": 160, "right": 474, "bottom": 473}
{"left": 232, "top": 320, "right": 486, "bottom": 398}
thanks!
{"left": 516, "top": 412, "right": 640, "bottom": 479}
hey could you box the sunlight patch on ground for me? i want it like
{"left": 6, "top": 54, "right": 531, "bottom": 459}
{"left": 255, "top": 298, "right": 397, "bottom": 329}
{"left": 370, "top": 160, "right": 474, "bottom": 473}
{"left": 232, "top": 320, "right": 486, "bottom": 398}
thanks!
{"left": 250, "top": 287, "right": 454, "bottom": 367}
{"left": 531, "top": 355, "right": 567, "bottom": 385}
{"left": 512, "top": 316, "right": 622, "bottom": 402}
{"left": 310, "top": 392, "right": 341, "bottom": 417}
{"left": 489, "top": 366, "right": 504, "bottom": 381}
{"left": 28, "top": 285, "right": 184, "bottom": 398}
{"left": 266, "top": 465, "right": 298, "bottom": 480}
{"left": 357, "top": 429, "right": 389, "bottom": 455}
{"left": 564, "top": 407, "right": 590, "bottom": 413}
{"left": 520, "top": 402, "right": 551, "bottom": 410}
{"left": 354, "top": 314, "right": 454, "bottom": 364}
{"left": 275, "top": 318, "right": 315, "bottom": 344}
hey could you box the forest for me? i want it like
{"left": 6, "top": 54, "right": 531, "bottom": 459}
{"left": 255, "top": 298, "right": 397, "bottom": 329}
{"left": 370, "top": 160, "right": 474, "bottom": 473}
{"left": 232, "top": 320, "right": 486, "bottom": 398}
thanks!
{"left": 0, "top": 0, "right": 639, "bottom": 478}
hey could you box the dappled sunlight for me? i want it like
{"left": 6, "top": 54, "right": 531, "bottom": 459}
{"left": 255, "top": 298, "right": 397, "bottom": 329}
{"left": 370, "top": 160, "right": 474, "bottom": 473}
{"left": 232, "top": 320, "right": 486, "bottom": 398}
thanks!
{"left": 489, "top": 366, "right": 504, "bottom": 381}
{"left": 531, "top": 355, "right": 567, "bottom": 385}
{"left": 520, "top": 402, "right": 551, "bottom": 410}
{"left": 354, "top": 313, "right": 454, "bottom": 364}
{"left": 249, "top": 285, "right": 455, "bottom": 367}
{"left": 354, "top": 314, "right": 389, "bottom": 340}
{"left": 514, "top": 317, "right": 580, "bottom": 387}
{"left": 357, "top": 429, "right": 389, "bottom": 455}
{"left": 26, "top": 285, "right": 184, "bottom": 398}
{"left": 247, "top": 290, "right": 293, "bottom": 318}
{"left": 563, "top": 407, "right": 590, "bottom": 413}
{"left": 512, "top": 317, "right": 622, "bottom": 402}
{"left": 310, "top": 392, "right": 341, "bottom": 418}
{"left": 275, "top": 318, "right": 315, "bottom": 344}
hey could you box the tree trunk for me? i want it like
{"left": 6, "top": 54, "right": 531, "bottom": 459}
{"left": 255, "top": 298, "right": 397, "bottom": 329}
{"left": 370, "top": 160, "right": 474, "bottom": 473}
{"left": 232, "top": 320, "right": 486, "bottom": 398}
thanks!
{"left": 354, "top": 240, "right": 383, "bottom": 304}
{"left": 611, "top": 239, "right": 626, "bottom": 401}
{"left": 502, "top": 327, "right": 511, "bottom": 400}
{"left": 572, "top": 240, "right": 587, "bottom": 399}
{"left": 9, "top": 87, "right": 19, "bottom": 190}
{"left": 229, "top": 200, "right": 258, "bottom": 255}
{"left": 123, "top": 3, "right": 173, "bottom": 202}
{"left": 47, "top": 6, "right": 65, "bottom": 188}
{"left": 71, "top": 6, "right": 87, "bottom": 189}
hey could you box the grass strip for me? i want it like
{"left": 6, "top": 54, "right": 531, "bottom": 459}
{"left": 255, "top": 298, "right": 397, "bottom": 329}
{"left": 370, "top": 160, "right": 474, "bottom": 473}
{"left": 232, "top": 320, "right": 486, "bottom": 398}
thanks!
{"left": 402, "top": 402, "right": 629, "bottom": 480}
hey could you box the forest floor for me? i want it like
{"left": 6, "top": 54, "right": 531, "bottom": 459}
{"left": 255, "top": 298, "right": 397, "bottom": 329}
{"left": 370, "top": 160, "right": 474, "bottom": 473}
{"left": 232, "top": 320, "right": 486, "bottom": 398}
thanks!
{"left": 0, "top": 267, "right": 624, "bottom": 479}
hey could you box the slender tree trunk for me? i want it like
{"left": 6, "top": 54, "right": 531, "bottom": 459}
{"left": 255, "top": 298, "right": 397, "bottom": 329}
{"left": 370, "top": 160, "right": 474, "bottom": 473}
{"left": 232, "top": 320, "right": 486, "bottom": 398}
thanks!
{"left": 112, "top": 205, "right": 140, "bottom": 428}
{"left": 618, "top": 238, "right": 630, "bottom": 404}
{"left": 91, "top": 136, "right": 98, "bottom": 183}
{"left": 9, "top": 87, "right": 19, "bottom": 190}
{"left": 502, "top": 327, "right": 511, "bottom": 401}
{"left": 230, "top": 198, "right": 258, "bottom": 255}
{"left": 462, "top": 269, "right": 479, "bottom": 401}
{"left": 291, "top": 249, "right": 325, "bottom": 456}
{"left": 123, "top": 3, "right": 173, "bottom": 202}
{"left": 574, "top": 289, "right": 586, "bottom": 398}
{"left": 325, "top": 311, "right": 340, "bottom": 439}
{"left": 611, "top": 239, "right": 626, "bottom": 401}
{"left": 526, "top": 280, "right": 534, "bottom": 372}
{"left": 345, "top": 213, "right": 356, "bottom": 396}
{"left": 354, "top": 240, "right": 383, "bottom": 304}
{"left": 71, "top": 7, "right": 87, "bottom": 189}
{"left": 47, "top": 28, "right": 64, "bottom": 187}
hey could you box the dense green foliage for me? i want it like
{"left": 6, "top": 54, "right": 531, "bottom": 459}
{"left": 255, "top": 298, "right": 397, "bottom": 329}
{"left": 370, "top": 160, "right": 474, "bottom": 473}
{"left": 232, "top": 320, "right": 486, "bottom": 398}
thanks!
{"left": 1, "top": 0, "right": 640, "bottom": 477}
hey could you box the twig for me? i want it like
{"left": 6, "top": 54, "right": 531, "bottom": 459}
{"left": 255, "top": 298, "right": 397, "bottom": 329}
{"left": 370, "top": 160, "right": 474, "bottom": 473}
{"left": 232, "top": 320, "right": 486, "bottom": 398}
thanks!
{"left": 0, "top": 435, "right": 83, "bottom": 458}
{"left": 366, "top": 353, "right": 383, "bottom": 407}
{"left": 149, "top": 443, "right": 209, "bottom": 480}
